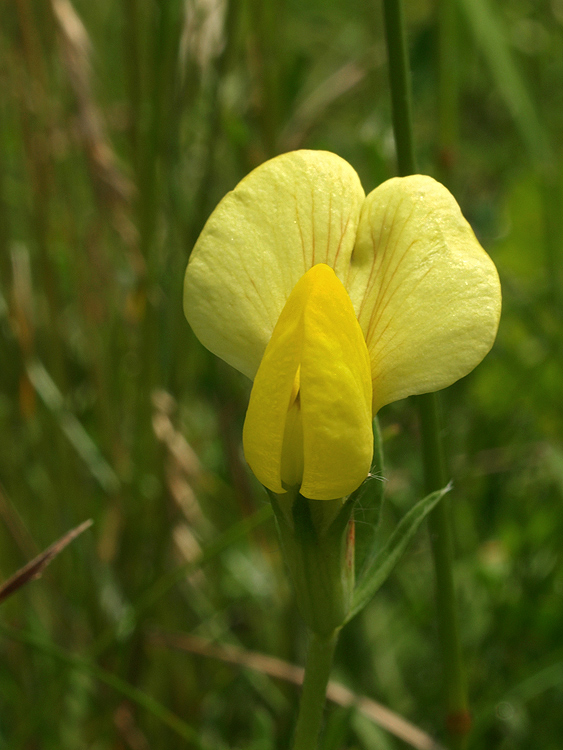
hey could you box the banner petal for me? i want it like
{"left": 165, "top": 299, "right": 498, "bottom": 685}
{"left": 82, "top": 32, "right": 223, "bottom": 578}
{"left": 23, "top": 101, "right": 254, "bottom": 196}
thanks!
{"left": 184, "top": 151, "right": 365, "bottom": 379}
{"left": 346, "top": 175, "right": 502, "bottom": 412}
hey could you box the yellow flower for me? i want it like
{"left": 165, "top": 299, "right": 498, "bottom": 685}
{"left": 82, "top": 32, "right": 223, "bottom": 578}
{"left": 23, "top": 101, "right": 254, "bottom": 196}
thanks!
{"left": 184, "top": 150, "right": 501, "bottom": 501}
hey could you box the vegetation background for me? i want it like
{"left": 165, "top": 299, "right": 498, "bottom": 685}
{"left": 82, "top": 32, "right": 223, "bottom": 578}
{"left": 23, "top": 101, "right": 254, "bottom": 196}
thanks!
{"left": 1, "top": 0, "right": 562, "bottom": 747}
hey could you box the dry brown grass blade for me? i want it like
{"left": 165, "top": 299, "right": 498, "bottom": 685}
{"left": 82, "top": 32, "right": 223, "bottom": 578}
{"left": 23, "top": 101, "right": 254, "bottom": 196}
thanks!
{"left": 10, "top": 243, "right": 35, "bottom": 360}
{"left": 151, "top": 390, "right": 202, "bottom": 484}
{"left": 10, "top": 243, "right": 37, "bottom": 419}
{"left": 279, "top": 59, "right": 373, "bottom": 151}
{"left": 151, "top": 389, "right": 211, "bottom": 537}
{"left": 150, "top": 631, "right": 446, "bottom": 750}
{"left": 50, "top": 0, "right": 143, "bottom": 275}
{"left": 0, "top": 519, "right": 93, "bottom": 604}
{"left": 151, "top": 390, "right": 210, "bottom": 580}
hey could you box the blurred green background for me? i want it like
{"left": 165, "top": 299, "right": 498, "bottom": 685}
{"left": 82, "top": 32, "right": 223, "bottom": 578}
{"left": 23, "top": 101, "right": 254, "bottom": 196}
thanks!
{"left": 1, "top": 0, "right": 563, "bottom": 747}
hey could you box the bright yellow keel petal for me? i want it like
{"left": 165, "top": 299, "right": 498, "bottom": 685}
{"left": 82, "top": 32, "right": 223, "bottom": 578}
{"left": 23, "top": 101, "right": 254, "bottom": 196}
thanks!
{"left": 299, "top": 266, "right": 373, "bottom": 500}
{"left": 243, "top": 264, "right": 373, "bottom": 500}
{"left": 242, "top": 287, "right": 304, "bottom": 494}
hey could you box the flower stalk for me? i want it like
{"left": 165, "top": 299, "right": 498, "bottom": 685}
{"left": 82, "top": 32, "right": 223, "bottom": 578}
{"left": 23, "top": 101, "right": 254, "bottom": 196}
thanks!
{"left": 382, "top": 0, "right": 470, "bottom": 746}
{"left": 291, "top": 629, "right": 339, "bottom": 750}
{"left": 269, "top": 490, "right": 353, "bottom": 749}
{"left": 269, "top": 491, "right": 355, "bottom": 638}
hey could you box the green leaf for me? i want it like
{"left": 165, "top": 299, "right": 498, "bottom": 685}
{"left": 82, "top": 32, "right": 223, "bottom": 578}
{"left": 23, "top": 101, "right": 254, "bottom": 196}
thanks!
{"left": 346, "top": 483, "right": 452, "bottom": 622}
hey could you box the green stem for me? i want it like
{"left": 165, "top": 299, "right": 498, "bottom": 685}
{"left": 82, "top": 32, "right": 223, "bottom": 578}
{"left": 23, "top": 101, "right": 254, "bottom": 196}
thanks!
{"left": 418, "top": 393, "right": 469, "bottom": 748}
{"left": 382, "top": 0, "right": 416, "bottom": 176}
{"left": 292, "top": 629, "right": 338, "bottom": 750}
{"left": 437, "top": 0, "right": 459, "bottom": 179}
{"left": 382, "top": 1, "right": 469, "bottom": 746}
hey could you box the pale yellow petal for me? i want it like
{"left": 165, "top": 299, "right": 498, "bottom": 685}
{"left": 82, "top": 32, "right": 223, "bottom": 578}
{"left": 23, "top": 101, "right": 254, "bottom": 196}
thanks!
{"left": 345, "top": 175, "right": 501, "bottom": 411}
{"left": 184, "top": 151, "right": 365, "bottom": 379}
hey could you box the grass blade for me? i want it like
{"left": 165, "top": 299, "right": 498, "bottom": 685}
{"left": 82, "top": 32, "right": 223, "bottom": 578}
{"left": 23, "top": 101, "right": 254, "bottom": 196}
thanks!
{"left": 0, "top": 625, "right": 202, "bottom": 747}
{"left": 0, "top": 520, "right": 93, "bottom": 604}
{"left": 458, "top": 0, "right": 552, "bottom": 164}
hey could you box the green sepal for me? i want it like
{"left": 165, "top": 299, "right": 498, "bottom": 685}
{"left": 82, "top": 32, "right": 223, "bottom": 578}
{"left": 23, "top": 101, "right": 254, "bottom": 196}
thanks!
{"left": 346, "top": 483, "right": 452, "bottom": 623}
{"left": 268, "top": 490, "right": 355, "bottom": 637}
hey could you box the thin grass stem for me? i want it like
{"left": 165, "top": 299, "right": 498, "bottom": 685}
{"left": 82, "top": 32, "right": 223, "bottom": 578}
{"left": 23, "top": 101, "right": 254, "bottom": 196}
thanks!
{"left": 382, "top": 1, "right": 469, "bottom": 746}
